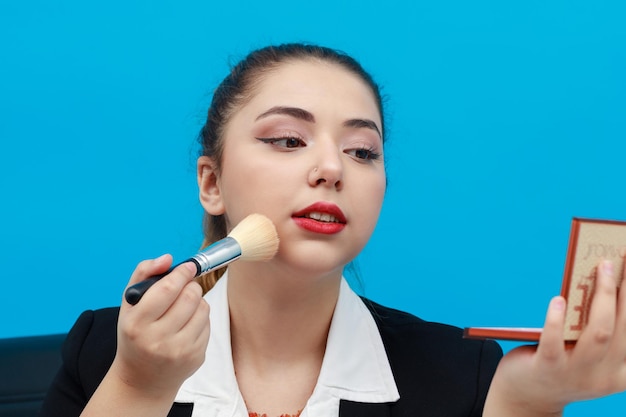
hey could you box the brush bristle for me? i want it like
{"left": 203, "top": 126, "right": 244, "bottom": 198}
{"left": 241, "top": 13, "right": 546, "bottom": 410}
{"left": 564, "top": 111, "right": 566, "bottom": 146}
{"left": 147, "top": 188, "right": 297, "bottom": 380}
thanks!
{"left": 227, "top": 214, "right": 279, "bottom": 261}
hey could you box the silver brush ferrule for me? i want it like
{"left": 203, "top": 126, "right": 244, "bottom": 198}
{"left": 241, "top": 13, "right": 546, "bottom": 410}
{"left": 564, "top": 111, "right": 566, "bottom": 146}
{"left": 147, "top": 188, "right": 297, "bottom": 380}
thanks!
{"left": 192, "top": 236, "right": 242, "bottom": 273}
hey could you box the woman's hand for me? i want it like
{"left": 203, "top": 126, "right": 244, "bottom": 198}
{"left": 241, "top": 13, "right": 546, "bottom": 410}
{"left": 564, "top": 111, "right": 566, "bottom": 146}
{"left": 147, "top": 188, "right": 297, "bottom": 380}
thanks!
{"left": 111, "top": 254, "right": 211, "bottom": 398}
{"left": 80, "top": 255, "right": 211, "bottom": 417}
{"left": 484, "top": 259, "right": 626, "bottom": 417}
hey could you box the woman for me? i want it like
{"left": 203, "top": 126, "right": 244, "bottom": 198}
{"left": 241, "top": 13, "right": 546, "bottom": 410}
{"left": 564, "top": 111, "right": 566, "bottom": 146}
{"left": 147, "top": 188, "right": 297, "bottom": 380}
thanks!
{"left": 40, "top": 43, "right": 626, "bottom": 417}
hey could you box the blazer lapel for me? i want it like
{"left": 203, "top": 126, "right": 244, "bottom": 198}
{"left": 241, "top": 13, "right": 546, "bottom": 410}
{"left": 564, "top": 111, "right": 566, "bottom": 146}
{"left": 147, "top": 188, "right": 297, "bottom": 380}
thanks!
{"left": 339, "top": 399, "right": 393, "bottom": 417}
{"left": 167, "top": 402, "right": 194, "bottom": 417}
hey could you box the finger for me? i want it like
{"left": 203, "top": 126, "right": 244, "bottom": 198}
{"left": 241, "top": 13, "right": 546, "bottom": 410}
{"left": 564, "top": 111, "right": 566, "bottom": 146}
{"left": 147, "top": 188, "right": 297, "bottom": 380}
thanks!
{"left": 608, "top": 259, "right": 626, "bottom": 360}
{"left": 157, "top": 280, "right": 204, "bottom": 333}
{"left": 574, "top": 260, "right": 617, "bottom": 362}
{"left": 121, "top": 254, "right": 173, "bottom": 313}
{"left": 126, "top": 254, "right": 173, "bottom": 287}
{"left": 617, "top": 257, "right": 626, "bottom": 319}
{"left": 189, "top": 301, "right": 211, "bottom": 368}
{"left": 134, "top": 262, "right": 198, "bottom": 321}
{"left": 176, "top": 299, "right": 211, "bottom": 354}
{"left": 536, "top": 296, "right": 567, "bottom": 364}
{"left": 170, "top": 300, "right": 211, "bottom": 376}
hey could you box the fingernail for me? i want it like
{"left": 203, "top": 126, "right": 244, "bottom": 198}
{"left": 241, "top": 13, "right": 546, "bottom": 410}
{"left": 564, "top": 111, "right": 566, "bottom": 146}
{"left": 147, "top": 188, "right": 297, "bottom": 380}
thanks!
{"left": 155, "top": 254, "right": 168, "bottom": 262}
{"left": 601, "top": 259, "right": 614, "bottom": 276}
{"left": 184, "top": 262, "right": 197, "bottom": 274}
{"left": 553, "top": 297, "right": 566, "bottom": 311}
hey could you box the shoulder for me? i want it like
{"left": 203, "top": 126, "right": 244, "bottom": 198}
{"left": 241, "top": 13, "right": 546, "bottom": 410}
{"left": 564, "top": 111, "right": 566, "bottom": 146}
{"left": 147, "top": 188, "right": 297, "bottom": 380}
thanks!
{"left": 62, "top": 307, "right": 120, "bottom": 396}
{"left": 362, "top": 297, "right": 500, "bottom": 353}
{"left": 361, "top": 298, "right": 502, "bottom": 416}
{"left": 65, "top": 307, "right": 119, "bottom": 341}
{"left": 40, "top": 307, "right": 120, "bottom": 417}
{"left": 64, "top": 307, "right": 119, "bottom": 361}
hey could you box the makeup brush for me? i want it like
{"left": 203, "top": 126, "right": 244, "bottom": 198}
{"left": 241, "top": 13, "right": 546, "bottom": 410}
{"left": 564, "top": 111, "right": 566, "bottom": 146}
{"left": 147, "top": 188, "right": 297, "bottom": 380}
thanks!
{"left": 125, "top": 213, "right": 279, "bottom": 305}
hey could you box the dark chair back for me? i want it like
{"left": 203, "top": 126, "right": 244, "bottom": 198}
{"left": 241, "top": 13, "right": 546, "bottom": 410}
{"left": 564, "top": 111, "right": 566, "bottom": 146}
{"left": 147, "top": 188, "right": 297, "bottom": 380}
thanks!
{"left": 0, "top": 334, "right": 65, "bottom": 417}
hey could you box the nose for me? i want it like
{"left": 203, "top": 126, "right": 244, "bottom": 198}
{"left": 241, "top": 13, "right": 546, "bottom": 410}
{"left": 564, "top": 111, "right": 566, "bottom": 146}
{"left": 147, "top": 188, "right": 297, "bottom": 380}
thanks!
{"left": 308, "top": 140, "right": 343, "bottom": 190}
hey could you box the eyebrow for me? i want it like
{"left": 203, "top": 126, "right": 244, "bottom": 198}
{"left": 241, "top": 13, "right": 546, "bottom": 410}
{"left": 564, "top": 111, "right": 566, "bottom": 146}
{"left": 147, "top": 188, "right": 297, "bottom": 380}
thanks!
{"left": 256, "top": 106, "right": 315, "bottom": 123}
{"left": 255, "top": 105, "right": 382, "bottom": 138}
{"left": 343, "top": 118, "right": 381, "bottom": 138}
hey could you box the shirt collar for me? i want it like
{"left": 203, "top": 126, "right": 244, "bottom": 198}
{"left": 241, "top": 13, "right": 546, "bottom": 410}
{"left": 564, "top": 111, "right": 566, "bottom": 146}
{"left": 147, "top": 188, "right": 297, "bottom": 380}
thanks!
{"left": 175, "top": 272, "right": 399, "bottom": 417}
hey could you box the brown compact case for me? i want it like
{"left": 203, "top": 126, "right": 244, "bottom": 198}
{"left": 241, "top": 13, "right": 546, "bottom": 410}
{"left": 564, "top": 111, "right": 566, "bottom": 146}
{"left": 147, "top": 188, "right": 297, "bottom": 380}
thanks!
{"left": 464, "top": 218, "right": 626, "bottom": 342}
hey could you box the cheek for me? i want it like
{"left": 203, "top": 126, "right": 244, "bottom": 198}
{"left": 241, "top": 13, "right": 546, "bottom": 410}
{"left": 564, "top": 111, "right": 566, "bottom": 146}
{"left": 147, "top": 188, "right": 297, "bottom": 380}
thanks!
{"left": 218, "top": 158, "right": 291, "bottom": 219}
{"left": 369, "top": 185, "right": 386, "bottom": 227}
{"left": 369, "top": 171, "right": 387, "bottom": 210}
{"left": 354, "top": 171, "right": 386, "bottom": 230}
{"left": 369, "top": 174, "right": 387, "bottom": 221}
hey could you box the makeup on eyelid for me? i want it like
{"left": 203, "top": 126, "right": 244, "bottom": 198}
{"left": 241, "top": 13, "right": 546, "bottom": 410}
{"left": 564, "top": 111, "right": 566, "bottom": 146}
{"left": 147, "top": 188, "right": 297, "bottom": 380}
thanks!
{"left": 255, "top": 135, "right": 382, "bottom": 160}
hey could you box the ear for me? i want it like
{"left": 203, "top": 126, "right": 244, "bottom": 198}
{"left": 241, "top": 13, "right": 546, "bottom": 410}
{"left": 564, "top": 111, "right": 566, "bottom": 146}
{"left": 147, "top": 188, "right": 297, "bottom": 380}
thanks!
{"left": 197, "top": 156, "right": 225, "bottom": 215}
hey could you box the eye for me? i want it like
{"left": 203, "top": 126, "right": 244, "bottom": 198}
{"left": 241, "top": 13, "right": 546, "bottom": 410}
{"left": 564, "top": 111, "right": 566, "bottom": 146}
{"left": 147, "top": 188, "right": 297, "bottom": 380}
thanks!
{"left": 256, "top": 136, "right": 306, "bottom": 149}
{"left": 346, "top": 146, "right": 382, "bottom": 161}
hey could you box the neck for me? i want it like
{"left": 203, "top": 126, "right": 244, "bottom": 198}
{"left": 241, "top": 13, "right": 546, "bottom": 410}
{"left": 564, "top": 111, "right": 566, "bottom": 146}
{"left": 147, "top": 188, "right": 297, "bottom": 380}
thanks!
{"left": 227, "top": 261, "right": 341, "bottom": 367}
{"left": 226, "top": 263, "right": 342, "bottom": 415}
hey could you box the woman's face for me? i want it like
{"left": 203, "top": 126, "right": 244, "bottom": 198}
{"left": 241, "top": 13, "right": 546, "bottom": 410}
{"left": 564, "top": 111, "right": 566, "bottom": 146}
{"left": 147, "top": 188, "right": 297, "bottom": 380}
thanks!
{"left": 199, "top": 60, "right": 386, "bottom": 276}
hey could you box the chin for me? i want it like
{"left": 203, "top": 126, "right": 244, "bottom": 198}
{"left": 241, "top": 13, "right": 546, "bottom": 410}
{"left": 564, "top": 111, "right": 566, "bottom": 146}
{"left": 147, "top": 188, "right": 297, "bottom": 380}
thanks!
{"left": 278, "top": 251, "right": 356, "bottom": 279}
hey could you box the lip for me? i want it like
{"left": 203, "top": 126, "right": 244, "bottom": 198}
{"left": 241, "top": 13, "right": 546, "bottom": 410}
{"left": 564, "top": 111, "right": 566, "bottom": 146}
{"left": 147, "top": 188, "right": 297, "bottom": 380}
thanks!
{"left": 292, "top": 202, "right": 347, "bottom": 234}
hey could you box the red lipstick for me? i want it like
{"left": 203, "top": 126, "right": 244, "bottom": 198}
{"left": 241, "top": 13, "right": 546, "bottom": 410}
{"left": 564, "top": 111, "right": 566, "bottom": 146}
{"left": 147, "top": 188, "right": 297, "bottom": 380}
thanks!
{"left": 292, "top": 202, "right": 347, "bottom": 235}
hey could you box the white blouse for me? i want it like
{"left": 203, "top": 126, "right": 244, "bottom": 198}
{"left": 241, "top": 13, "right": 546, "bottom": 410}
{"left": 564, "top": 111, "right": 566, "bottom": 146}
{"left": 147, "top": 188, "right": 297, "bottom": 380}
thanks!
{"left": 174, "top": 272, "right": 400, "bottom": 417}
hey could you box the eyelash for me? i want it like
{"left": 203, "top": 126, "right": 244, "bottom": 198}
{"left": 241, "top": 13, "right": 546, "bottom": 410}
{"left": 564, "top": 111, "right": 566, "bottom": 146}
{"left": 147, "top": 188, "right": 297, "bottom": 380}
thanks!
{"left": 255, "top": 137, "right": 382, "bottom": 161}
{"left": 256, "top": 136, "right": 305, "bottom": 148}
{"left": 349, "top": 147, "right": 382, "bottom": 161}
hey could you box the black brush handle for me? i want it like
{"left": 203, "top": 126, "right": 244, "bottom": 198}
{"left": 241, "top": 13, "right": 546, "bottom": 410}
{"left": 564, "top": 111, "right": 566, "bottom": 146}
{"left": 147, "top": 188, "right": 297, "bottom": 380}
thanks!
{"left": 124, "top": 259, "right": 201, "bottom": 305}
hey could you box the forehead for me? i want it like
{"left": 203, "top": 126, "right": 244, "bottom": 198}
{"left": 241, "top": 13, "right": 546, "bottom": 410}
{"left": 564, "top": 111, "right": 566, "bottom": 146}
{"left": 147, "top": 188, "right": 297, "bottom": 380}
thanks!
{"left": 241, "top": 59, "right": 382, "bottom": 124}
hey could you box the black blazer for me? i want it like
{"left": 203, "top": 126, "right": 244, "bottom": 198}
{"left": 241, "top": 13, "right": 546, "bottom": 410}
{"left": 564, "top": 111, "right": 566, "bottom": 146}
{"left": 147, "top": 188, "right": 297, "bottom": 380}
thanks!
{"left": 40, "top": 300, "right": 502, "bottom": 417}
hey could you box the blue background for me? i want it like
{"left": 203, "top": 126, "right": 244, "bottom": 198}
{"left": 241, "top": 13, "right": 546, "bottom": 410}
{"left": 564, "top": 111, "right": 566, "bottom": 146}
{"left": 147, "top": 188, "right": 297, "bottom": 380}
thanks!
{"left": 1, "top": 0, "right": 625, "bottom": 413}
